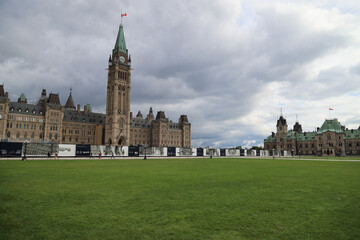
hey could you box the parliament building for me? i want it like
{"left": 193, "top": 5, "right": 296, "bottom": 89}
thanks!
{"left": 264, "top": 115, "right": 360, "bottom": 156}
{"left": 0, "top": 24, "right": 191, "bottom": 148}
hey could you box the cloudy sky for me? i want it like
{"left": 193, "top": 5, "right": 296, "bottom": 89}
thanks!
{"left": 1, "top": 0, "right": 360, "bottom": 148}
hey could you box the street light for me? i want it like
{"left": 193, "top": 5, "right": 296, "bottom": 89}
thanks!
{"left": 272, "top": 149, "right": 275, "bottom": 159}
{"left": 22, "top": 140, "right": 28, "bottom": 161}
{"left": 144, "top": 144, "right": 147, "bottom": 160}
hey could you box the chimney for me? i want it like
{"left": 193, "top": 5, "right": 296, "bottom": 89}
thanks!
{"left": 77, "top": 104, "right": 80, "bottom": 113}
{"left": 84, "top": 105, "right": 88, "bottom": 115}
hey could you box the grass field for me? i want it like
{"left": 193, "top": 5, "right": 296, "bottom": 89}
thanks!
{"left": 1, "top": 158, "right": 359, "bottom": 240}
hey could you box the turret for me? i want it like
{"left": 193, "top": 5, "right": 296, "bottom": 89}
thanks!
{"left": 146, "top": 107, "right": 154, "bottom": 121}
{"left": 276, "top": 115, "right": 288, "bottom": 133}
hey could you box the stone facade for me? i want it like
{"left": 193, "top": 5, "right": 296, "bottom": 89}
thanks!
{"left": 264, "top": 115, "right": 360, "bottom": 156}
{"left": 0, "top": 24, "right": 191, "bottom": 148}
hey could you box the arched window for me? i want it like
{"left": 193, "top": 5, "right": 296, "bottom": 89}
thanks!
{"left": 16, "top": 132, "right": 20, "bottom": 138}
{"left": 55, "top": 134, "right": 58, "bottom": 140}
{"left": 7, "top": 132, "right": 10, "bottom": 138}
{"left": 62, "top": 136, "right": 65, "bottom": 141}
{"left": 49, "top": 133, "right": 52, "bottom": 140}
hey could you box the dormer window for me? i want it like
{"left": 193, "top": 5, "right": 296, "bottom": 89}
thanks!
{"left": 33, "top": 110, "right": 36, "bottom": 114}
{"left": 10, "top": 108, "right": 14, "bottom": 111}
{"left": 18, "top": 109, "right": 22, "bottom": 112}
{"left": 25, "top": 109, "right": 29, "bottom": 113}
{"left": 40, "top": 111, "right": 43, "bottom": 114}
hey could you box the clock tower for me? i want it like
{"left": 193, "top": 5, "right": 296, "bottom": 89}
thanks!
{"left": 105, "top": 24, "right": 132, "bottom": 145}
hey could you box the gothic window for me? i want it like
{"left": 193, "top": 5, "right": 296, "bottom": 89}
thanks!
{"left": 327, "top": 135, "right": 331, "bottom": 140}
{"left": 16, "top": 132, "right": 20, "bottom": 138}
{"left": 62, "top": 136, "right": 65, "bottom": 141}
{"left": 7, "top": 132, "right": 10, "bottom": 138}
{"left": 88, "top": 138, "right": 90, "bottom": 143}
{"left": 55, "top": 134, "right": 58, "bottom": 140}
{"left": 40, "top": 133, "right": 43, "bottom": 139}
{"left": 31, "top": 133, "right": 34, "bottom": 139}
{"left": 49, "top": 133, "right": 52, "bottom": 140}
{"left": 69, "top": 137, "right": 72, "bottom": 141}
{"left": 75, "top": 138, "right": 78, "bottom": 142}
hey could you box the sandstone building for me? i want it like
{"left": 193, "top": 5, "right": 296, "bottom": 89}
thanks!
{"left": 264, "top": 115, "right": 360, "bottom": 156}
{"left": 0, "top": 24, "right": 191, "bottom": 148}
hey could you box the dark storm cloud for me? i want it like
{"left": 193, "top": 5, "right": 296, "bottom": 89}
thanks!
{"left": 0, "top": 0, "right": 359, "bottom": 147}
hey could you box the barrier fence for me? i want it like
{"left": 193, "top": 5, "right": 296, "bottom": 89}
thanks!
{"left": 0, "top": 142, "right": 282, "bottom": 158}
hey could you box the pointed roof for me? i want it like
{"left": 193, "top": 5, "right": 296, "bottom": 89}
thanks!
{"left": 317, "top": 119, "right": 343, "bottom": 134}
{"left": 18, "top": 93, "right": 27, "bottom": 103}
{"left": 47, "top": 93, "right": 61, "bottom": 105}
{"left": 113, "top": 24, "right": 127, "bottom": 54}
{"left": 85, "top": 104, "right": 92, "bottom": 112}
{"left": 65, "top": 90, "right": 75, "bottom": 109}
{"left": 0, "top": 85, "right": 5, "bottom": 96}
{"left": 276, "top": 116, "right": 287, "bottom": 126}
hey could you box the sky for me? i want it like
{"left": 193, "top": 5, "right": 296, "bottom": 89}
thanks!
{"left": 0, "top": 0, "right": 360, "bottom": 148}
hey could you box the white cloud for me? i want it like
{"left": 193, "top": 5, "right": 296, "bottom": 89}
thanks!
{"left": 0, "top": 0, "right": 359, "bottom": 147}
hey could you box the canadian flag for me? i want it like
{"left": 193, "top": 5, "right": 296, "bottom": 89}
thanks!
{"left": 329, "top": 108, "right": 334, "bottom": 110}
{"left": 121, "top": 13, "right": 127, "bottom": 17}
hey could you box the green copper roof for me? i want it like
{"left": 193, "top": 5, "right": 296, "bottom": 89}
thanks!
{"left": 113, "top": 24, "right": 127, "bottom": 54}
{"left": 85, "top": 104, "right": 92, "bottom": 112}
{"left": 284, "top": 130, "right": 297, "bottom": 139}
{"left": 296, "top": 132, "right": 316, "bottom": 141}
{"left": 317, "top": 119, "right": 343, "bottom": 134}
{"left": 264, "top": 135, "right": 276, "bottom": 143}
{"left": 19, "top": 93, "right": 26, "bottom": 101}
{"left": 344, "top": 129, "right": 360, "bottom": 139}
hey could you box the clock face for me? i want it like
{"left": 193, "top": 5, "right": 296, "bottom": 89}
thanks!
{"left": 120, "top": 56, "right": 125, "bottom": 63}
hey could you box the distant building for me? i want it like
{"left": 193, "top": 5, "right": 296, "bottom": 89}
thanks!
{"left": 0, "top": 24, "right": 191, "bottom": 148}
{"left": 264, "top": 115, "right": 360, "bottom": 156}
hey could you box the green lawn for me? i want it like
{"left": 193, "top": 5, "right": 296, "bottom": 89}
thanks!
{"left": 1, "top": 158, "right": 359, "bottom": 240}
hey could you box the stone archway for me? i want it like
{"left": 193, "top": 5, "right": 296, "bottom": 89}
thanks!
{"left": 118, "top": 136, "right": 126, "bottom": 146}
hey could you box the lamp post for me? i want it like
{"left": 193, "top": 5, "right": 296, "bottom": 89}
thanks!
{"left": 272, "top": 149, "right": 275, "bottom": 159}
{"left": 144, "top": 144, "right": 147, "bottom": 160}
{"left": 22, "top": 140, "right": 28, "bottom": 161}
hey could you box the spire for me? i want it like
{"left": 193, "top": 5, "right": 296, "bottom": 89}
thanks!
{"left": 113, "top": 24, "right": 127, "bottom": 55}
{"left": 18, "top": 93, "right": 27, "bottom": 104}
{"left": 65, "top": 88, "right": 76, "bottom": 109}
